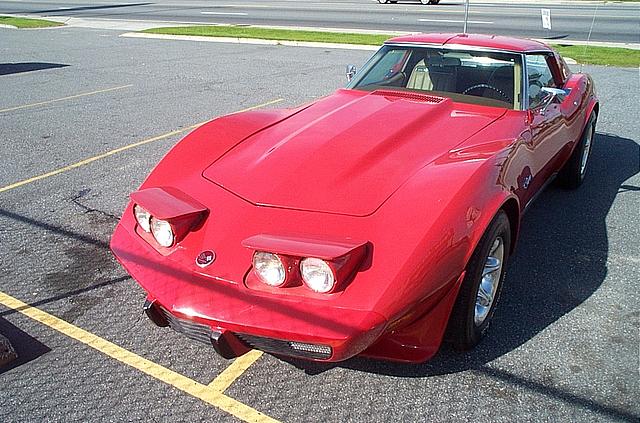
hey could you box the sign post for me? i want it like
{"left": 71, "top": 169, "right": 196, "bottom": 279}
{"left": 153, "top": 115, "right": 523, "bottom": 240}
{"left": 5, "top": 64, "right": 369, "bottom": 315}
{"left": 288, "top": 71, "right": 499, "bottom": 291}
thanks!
{"left": 463, "top": 0, "right": 470, "bottom": 34}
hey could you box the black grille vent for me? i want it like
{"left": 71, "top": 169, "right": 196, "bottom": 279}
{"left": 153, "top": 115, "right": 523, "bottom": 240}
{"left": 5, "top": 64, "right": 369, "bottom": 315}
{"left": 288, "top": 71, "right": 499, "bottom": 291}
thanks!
{"left": 236, "top": 333, "right": 332, "bottom": 360}
{"left": 156, "top": 307, "right": 332, "bottom": 360}
{"left": 160, "top": 308, "right": 212, "bottom": 345}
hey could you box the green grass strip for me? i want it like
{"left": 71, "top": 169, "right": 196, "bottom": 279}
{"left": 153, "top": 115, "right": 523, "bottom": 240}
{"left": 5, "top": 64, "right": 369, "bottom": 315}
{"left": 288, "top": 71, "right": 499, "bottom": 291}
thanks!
{"left": 0, "top": 16, "right": 63, "bottom": 28}
{"left": 551, "top": 44, "right": 639, "bottom": 68}
{"left": 142, "top": 26, "right": 639, "bottom": 68}
{"left": 142, "top": 26, "right": 390, "bottom": 46}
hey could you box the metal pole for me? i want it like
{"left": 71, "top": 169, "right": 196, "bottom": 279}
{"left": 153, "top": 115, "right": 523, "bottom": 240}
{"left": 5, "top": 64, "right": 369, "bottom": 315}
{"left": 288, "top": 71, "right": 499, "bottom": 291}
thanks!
{"left": 463, "top": 0, "right": 470, "bottom": 34}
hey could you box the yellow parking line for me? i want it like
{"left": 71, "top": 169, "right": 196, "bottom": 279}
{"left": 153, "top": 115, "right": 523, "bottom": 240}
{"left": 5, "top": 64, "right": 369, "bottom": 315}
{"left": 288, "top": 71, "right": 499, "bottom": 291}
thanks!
{"left": 0, "top": 85, "right": 133, "bottom": 113}
{"left": 209, "top": 349, "right": 264, "bottom": 392}
{"left": 0, "top": 98, "right": 284, "bottom": 194}
{"left": 0, "top": 291, "right": 281, "bottom": 423}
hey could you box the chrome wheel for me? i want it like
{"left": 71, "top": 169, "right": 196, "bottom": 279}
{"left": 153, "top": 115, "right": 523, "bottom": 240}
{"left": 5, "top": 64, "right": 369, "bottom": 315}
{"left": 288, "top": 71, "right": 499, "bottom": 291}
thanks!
{"left": 580, "top": 122, "right": 594, "bottom": 177}
{"left": 474, "top": 237, "right": 504, "bottom": 326}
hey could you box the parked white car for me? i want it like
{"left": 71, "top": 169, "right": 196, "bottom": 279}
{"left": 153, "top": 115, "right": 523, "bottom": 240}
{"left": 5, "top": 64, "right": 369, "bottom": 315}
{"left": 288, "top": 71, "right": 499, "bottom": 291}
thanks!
{"left": 378, "top": 0, "right": 441, "bottom": 4}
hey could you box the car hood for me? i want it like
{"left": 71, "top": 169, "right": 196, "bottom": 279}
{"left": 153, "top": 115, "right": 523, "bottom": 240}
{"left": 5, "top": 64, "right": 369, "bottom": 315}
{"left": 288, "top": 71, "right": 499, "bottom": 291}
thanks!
{"left": 203, "top": 89, "right": 506, "bottom": 217}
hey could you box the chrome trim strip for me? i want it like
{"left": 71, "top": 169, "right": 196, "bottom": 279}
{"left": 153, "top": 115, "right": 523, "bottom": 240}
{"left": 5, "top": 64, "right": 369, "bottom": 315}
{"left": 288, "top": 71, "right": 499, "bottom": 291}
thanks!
{"left": 523, "top": 172, "right": 558, "bottom": 214}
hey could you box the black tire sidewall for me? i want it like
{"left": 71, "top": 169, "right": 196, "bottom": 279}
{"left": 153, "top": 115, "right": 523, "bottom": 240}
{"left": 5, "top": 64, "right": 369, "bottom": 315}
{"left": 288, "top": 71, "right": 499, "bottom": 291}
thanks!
{"left": 559, "top": 112, "right": 597, "bottom": 189}
{"left": 447, "top": 211, "right": 511, "bottom": 349}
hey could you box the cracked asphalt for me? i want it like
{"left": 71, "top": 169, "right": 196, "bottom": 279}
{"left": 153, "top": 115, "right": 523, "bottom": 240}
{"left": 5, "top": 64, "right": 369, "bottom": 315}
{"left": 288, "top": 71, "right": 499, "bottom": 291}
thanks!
{"left": 0, "top": 26, "right": 638, "bottom": 422}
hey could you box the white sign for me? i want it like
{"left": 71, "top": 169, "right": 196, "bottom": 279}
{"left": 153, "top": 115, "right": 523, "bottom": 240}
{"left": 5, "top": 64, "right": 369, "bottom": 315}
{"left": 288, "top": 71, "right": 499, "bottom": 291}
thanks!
{"left": 541, "top": 9, "right": 552, "bottom": 30}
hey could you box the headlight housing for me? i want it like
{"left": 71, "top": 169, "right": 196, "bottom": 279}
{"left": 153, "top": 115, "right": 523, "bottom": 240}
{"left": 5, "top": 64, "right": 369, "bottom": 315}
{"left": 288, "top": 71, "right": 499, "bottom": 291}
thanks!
{"left": 253, "top": 251, "right": 287, "bottom": 287}
{"left": 151, "top": 219, "right": 174, "bottom": 248}
{"left": 300, "top": 258, "right": 336, "bottom": 293}
{"left": 242, "top": 235, "right": 368, "bottom": 295}
{"left": 134, "top": 204, "right": 151, "bottom": 233}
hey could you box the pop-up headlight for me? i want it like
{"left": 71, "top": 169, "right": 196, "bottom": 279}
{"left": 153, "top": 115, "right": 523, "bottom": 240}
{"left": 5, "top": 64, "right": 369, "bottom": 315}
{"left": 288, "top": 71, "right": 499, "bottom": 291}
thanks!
{"left": 150, "top": 218, "right": 175, "bottom": 248}
{"left": 252, "top": 251, "right": 287, "bottom": 287}
{"left": 300, "top": 258, "right": 336, "bottom": 293}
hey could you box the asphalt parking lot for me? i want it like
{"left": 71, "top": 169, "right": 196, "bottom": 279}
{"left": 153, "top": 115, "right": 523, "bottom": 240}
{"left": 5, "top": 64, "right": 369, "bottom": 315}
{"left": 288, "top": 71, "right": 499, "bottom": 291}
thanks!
{"left": 1, "top": 26, "right": 638, "bottom": 422}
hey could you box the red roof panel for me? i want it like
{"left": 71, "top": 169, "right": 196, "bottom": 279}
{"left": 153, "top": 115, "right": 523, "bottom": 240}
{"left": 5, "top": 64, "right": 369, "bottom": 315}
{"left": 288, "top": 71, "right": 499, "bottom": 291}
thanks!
{"left": 386, "top": 33, "right": 551, "bottom": 53}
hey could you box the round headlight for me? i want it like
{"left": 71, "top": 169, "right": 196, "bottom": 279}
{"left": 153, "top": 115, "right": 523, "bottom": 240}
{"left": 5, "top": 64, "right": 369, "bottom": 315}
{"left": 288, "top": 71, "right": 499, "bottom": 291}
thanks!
{"left": 134, "top": 204, "right": 151, "bottom": 232}
{"left": 151, "top": 219, "right": 174, "bottom": 247}
{"left": 300, "top": 258, "right": 335, "bottom": 293}
{"left": 253, "top": 252, "right": 286, "bottom": 287}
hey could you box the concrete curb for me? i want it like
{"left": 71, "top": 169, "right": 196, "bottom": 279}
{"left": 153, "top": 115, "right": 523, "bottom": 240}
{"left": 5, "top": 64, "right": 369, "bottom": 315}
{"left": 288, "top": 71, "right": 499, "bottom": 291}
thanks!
{"left": 0, "top": 334, "right": 17, "bottom": 367}
{"left": 0, "top": 23, "right": 17, "bottom": 29}
{"left": 120, "top": 32, "right": 380, "bottom": 51}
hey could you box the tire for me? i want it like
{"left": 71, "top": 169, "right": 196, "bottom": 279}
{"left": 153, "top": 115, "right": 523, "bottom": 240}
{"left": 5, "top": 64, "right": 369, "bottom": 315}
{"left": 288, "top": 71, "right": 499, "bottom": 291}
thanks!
{"left": 446, "top": 211, "right": 511, "bottom": 350}
{"left": 429, "top": 0, "right": 441, "bottom": 4}
{"left": 557, "top": 112, "right": 597, "bottom": 189}
{"left": 377, "top": 0, "right": 389, "bottom": 3}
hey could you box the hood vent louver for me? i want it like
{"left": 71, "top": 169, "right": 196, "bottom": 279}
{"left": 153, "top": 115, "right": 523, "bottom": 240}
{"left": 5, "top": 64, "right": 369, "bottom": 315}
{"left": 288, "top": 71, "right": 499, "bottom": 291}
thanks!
{"left": 372, "top": 90, "right": 445, "bottom": 104}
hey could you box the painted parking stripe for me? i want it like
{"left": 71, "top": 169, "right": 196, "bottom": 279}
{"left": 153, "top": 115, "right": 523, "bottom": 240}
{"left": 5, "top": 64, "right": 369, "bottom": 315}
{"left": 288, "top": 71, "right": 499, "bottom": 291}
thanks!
{"left": 0, "top": 98, "right": 284, "bottom": 194}
{"left": 0, "top": 290, "right": 280, "bottom": 423}
{"left": 209, "top": 349, "right": 264, "bottom": 392}
{"left": 0, "top": 85, "right": 133, "bottom": 113}
{"left": 201, "top": 11, "right": 249, "bottom": 16}
{"left": 417, "top": 19, "right": 493, "bottom": 24}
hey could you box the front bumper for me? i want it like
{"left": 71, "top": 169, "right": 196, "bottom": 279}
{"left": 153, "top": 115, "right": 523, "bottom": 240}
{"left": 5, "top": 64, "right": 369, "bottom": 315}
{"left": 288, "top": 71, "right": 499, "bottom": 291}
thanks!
{"left": 144, "top": 298, "right": 334, "bottom": 360}
{"left": 111, "top": 223, "right": 387, "bottom": 362}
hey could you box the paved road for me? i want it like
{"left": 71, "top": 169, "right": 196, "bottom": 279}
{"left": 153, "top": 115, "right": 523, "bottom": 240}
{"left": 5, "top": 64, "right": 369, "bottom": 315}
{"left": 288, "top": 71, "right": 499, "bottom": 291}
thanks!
{"left": 1, "top": 24, "right": 639, "bottom": 422}
{"left": 1, "top": 0, "right": 639, "bottom": 43}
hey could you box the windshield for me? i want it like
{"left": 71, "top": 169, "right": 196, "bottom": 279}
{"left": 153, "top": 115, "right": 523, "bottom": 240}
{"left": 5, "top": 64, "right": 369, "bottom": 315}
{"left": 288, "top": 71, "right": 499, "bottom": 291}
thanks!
{"left": 347, "top": 45, "right": 523, "bottom": 109}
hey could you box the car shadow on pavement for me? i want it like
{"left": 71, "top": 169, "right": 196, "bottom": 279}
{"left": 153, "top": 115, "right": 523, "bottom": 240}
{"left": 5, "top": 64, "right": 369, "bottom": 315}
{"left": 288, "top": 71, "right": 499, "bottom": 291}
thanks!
{"left": 286, "top": 132, "right": 639, "bottom": 377}
{"left": 0, "top": 62, "right": 69, "bottom": 76}
{"left": 0, "top": 317, "right": 51, "bottom": 375}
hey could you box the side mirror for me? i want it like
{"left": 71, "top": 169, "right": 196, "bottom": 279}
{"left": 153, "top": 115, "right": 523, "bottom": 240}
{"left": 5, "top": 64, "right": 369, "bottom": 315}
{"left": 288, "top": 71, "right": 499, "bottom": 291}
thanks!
{"left": 538, "top": 87, "right": 568, "bottom": 115}
{"left": 346, "top": 64, "right": 357, "bottom": 82}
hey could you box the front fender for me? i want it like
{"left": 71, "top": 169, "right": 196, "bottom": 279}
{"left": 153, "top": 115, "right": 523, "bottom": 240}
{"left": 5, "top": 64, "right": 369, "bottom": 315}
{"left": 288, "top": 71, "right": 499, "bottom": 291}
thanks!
{"left": 142, "top": 105, "right": 308, "bottom": 189}
{"left": 361, "top": 144, "right": 519, "bottom": 362}
{"left": 370, "top": 139, "right": 519, "bottom": 319}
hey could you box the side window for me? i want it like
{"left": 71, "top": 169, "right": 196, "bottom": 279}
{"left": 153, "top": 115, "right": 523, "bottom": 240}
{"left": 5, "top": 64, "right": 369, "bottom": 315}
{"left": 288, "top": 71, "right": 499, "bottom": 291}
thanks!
{"left": 558, "top": 56, "right": 572, "bottom": 83}
{"left": 525, "top": 54, "right": 557, "bottom": 108}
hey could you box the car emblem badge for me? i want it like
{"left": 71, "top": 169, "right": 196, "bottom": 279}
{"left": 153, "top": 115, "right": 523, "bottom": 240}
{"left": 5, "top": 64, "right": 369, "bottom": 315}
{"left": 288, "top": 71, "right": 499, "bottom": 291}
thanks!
{"left": 196, "top": 250, "right": 216, "bottom": 268}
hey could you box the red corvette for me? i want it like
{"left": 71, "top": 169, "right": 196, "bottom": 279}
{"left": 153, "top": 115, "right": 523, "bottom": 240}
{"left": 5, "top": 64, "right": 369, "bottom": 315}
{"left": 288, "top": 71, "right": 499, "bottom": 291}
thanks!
{"left": 111, "top": 33, "right": 598, "bottom": 363}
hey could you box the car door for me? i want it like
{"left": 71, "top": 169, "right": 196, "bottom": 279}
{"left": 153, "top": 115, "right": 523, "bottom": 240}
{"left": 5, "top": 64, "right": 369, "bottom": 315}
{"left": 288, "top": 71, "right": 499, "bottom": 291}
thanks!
{"left": 523, "top": 53, "right": 577, "bottom": 206}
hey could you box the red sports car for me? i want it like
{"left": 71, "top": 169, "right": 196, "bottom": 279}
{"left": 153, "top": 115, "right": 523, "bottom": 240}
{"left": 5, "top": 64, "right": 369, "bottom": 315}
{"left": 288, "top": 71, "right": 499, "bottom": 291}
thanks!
{"left": 111, "top": 33, "right": 598, "bottom": 363}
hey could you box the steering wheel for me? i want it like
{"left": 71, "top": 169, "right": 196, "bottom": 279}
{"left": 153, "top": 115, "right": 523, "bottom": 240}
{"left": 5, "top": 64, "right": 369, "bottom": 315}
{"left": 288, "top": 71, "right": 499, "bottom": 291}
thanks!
{"left": 462, "top": 84, "right": 512, "bottom": 103}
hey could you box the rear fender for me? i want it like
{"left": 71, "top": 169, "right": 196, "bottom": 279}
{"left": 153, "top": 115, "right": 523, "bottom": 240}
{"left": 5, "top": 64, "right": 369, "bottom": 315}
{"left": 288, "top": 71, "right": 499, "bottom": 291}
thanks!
{"left": 586, "top": 98, "right": 599, "bottom": 124}
{"left": 564, "top": 73, "right": 598, "bottom": 128}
